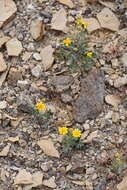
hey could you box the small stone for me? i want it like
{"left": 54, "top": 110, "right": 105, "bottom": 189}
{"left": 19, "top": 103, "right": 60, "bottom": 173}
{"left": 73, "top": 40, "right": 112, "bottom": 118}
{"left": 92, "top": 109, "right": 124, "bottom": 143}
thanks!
{"left": 61, "top": 92, "right": 73, "bottom": 103}
{"left": 17, "top": 80, "right": 29, "bottom": 89}
{"left": 0, "top": 144, "right": 11, "bottom": 157}
{"left": 0, "top": 0, "right": 17, "bottom": 28}
{"left": 51, "top": 75, "right": 74, "bottom": 92}
{"left": 0, "top": 101, "right": 7, "bottom": 109}
{"left": 43, "top": 176, "right": 57, "bottom": 189}
{"left": 40, "top": 45, "right": 54, "bottom": 71}
{"left": 31, "top": 65, "right": 42, "bottom": 77}
{"left": 14, "top": 169, "right": 33, "bottom": 185}
{"left": 105, "top": 95, "right": 121, "bottom": 108}
{"left": 51, "top": 8, "right": 67, "bottom": 33}
{"left": 0, "top": 33, "right": 10, "bottom": 48}
{"left": 114, "top": 76, "right": 127, "bottom": 88}
{"left": 30, "top": 18, "right": 45, "bottom": 40}
{"left": 7, "top": 67, "right": 22, "bottom": 85}
{"left": 33, "top": 53, "right": 42, "bottom": 61}
{"left": 83, "top": 123, "right": 90, "bottom": 130}
{"left": 6, "top": 38, "right": 23, "bottom": 56}
{"left": 83, "top": 130, "right": 99, "bottom": 143}
{"left": 57, "top": 0, "right": 74, "bottom": 8}
{"left": 121, "top": 53, "right": 127, "bottom": 67}
{"left": 112, "top": 112, "right": 119, "bottom": 123}
{"left": 97, "top": 8, "right": 120, "bottom": 31}
{"left": 17, "top": 92, "right": 33, "bottom": 113}
{"left": 0, "top": 53, "right": 7, "bottom": 72}
{"left": 84, "top": 18, "right": 100, "bottom": 33}
{"left": 22, "top": 52, "right": 32, "bottom": 61}
{"left": 111, "top": 59, "right": 119, "bottom": 68}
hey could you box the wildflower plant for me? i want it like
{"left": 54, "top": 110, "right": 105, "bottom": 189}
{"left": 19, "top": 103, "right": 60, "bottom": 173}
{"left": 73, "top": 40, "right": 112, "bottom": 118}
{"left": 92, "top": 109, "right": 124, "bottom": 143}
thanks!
{"left": 111, "top": 152, "right": 127, "bottom": 174}
{"left": 58, "top": 126, "right": 84, "bottom": 153}
{"left": 31, "top": 101, "right": 51, "bottom": 126}
{"left": 56, "top": 16, "right": 96, "bottom": 72}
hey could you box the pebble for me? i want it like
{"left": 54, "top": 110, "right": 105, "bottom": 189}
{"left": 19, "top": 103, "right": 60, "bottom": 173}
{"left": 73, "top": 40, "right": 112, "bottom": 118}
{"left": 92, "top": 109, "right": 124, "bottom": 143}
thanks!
{"left": 33, "top": 53, "right": 42, "bottom": 61}
{"left": 0, "top": 101, "right": 7, "bottom": 109}
{"left": 31, "top": 65, "right": 42, "bottom": 77}
{"left": 17, "top": 80, "right": 29, "bottom": 89}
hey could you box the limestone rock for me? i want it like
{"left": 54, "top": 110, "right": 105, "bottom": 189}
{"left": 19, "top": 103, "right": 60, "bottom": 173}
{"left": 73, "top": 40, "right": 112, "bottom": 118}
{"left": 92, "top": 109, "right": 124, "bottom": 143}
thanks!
{"left": 0, "top": 0, "right": 17, "bottom": 28}
{"left": 6, "top": 38, "right": 23, "bottom": 56}
{"left": 51, "top": 8, "right": 67, "bottom": 33}
{"left": 14, "top": 169, "right": 33, "bottom": 185}
{"left": 97, "top": 8, "right": 120, "bottom": 31}
{"left": 0, "top": 33, "right": 10, "bottom": 48}
{"left": 57, "top": 0, "right": 74, "bottom": 8}
{"left": 40, "top": 45, "right": 54, "bottom": 71}
{"left": 37, "top": 137, "right": 60, "bottom": 158}
{"left": 73, "top": 68, "right": 104, "bottom": 123}
{"left": 84, "top": 18, "right": 101, "bottom": 33}
{"left": 0, "top": 53, "right": 7, "bottom": 72}
{"left": 30, "top": 19, "right": 45, "bottom": 40}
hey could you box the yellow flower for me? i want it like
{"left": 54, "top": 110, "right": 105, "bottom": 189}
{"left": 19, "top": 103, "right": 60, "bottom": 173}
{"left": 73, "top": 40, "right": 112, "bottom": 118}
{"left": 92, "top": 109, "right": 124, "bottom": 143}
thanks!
{"left": 72, "top": 129, "right": 81, "bottom": 138}
{"left": 63, "top": 38, "right": 71, "bottom": 46}
{"left": 86, "top": 52, "right": 93, "bottom": 57}
{"left": 76, "top": 16, "right": 89, "bottom": 28}
{"left": 59, "top": 126, "right": 68, "bottom": 135}
{"left": 35, "top": 102, "right": 46, "bottom": 111}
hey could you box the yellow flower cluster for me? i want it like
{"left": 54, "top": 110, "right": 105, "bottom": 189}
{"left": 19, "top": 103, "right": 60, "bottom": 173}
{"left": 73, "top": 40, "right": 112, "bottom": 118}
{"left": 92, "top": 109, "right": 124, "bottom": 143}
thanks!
{"left": 35, "top": 102, "right": 46, "bottom": 111}
{"left": 76, "top": 16, "right": 89, "bottom": 28}
{"left": 63, "top": 38, "right": 72, "bottom": 46}
{"left": 86, "top": 52, "right": 93, "bottom": 57}
{"left": 58, "top": 127, "right": 81, "bottom": 138}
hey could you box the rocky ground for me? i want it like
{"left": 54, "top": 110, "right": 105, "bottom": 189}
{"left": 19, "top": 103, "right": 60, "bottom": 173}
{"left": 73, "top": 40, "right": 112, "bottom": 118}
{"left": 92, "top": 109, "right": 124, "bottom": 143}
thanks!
{"left": 0, "top": 0, "right": 127, "bottom": 190}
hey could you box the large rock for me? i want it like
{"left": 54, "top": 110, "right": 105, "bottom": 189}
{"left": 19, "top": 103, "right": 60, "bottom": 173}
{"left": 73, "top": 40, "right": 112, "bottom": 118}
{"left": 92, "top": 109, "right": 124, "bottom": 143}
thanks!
{"left": 73, "top": 68, "right": 105, "bottom": 123}
{"left": 6, "top": 38, "right": 23, "bottom": 56}
{"left": 30, "top": 19, "right": 45, "bottom": 40}
{"left": 0, "top": 0, "right": 17, "bottom": 28}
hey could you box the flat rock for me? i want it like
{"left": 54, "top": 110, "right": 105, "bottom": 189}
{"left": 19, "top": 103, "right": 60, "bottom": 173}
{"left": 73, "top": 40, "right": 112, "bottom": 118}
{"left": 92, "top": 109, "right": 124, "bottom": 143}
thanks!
{"left": 51, "top": 8, "right": 67, "bottom": 33}
{"left": 51, "top": 75, "right": 74, "bottom": 92}
{"left": 17, "top": 93, "right": 34, "bottom": 113}
{"left": 7, "top": 67, "right": 22, "bottom": 85}
{"left": 84, "top": 18, "right": 101, "bottom": 33}
{"left": 117, "top": 175, "right": 127, "bottom": 190}
{"left": 14, "top": 169, "right": 33, "bottom": 185}
{"left": 6, "top": 38, "right": 23, "bottom": 56}
{"left": 0, "top": 53, "right": 7, "bottom": 72}
{"left": 30, "top": 19, "right": 45, "bottom": 40}
{"left": 97, "top": 8, "right": 120, "bottom": 31}
{"left": 37, "top": 137, "right": 60, "bottom": 158}
{"left": 43, "top": 177, "right": 57, "bottom": 188}
{"left": 0, "top": 33, "right": 10, "bottom": 48}
{"left": 0, "top": 144, "right": 11, "bottom": 156}
{"left": 0, "top": 101, "right": 7, "bottom": 109}
{"left": 0, "top": 0, "right": 17, "bottom": 28}
{"left": 73, "top": 68, "right": 104, "bottom": 123}
{"left": 57, "top": 0, "right": 74, "bottom": 8}
{"left": 40, "top": 45, "right": 54, "bottom": 71}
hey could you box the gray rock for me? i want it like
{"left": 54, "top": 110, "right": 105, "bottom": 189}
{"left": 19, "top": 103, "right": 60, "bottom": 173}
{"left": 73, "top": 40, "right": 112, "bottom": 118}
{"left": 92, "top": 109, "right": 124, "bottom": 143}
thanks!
{"left": 73, "top": 68, "right": 105, "bottom": 123}
{"left": 61, "top": 92, "right": 73, "bottom": 103}
{"left": 17, "top": 80, "right": 29, "bottom": 89}
{"left": 31, "top": 65, "right": 42, "bottom": 78}
{"left": 17, "top": 93, "right": 33, "bottom": 113}
{"left": 51, "top": 75, "right": 74, "bottom": 92}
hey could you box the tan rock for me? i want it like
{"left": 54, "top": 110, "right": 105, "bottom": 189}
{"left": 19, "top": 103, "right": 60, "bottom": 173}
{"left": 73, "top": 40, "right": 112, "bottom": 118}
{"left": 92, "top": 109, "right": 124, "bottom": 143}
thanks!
{"left": 0, "top": 144, "right": 11, "bottom": 156}
{"left": 43, "top": 177, "right": 57, "bottom": 188}
{"left": 114, "top": 76, "right": 127, "bottom": 88}
{"left": 0, "top": 53, "right": 7, "bottom": 72}
{"left": 105, "top": 94, "right": 121, "bottom": 108}
{"left": 6, "top": 38, "right": 23, "bottom": 56}
{"left": 117, "top": 175, "right": 127, "bottom": 190}
{"left": 84, "top": 18, "right": 100, "bottom": 33}
{"left": 25, "top": 171, "right": 43, "bottom": 190}
{"left": 97, "top": 8, "right": 120, "bottom": 31}
{"left": 0, "top": 33, "right": 10, "bottom": 48}
{"left": 7, "top": 67, "right": 22, "bottom": 85}
{"left": 99, "top": 0, "right": 115, "bottom": 11}
{"left": 8, "top": 136, "right": 19, "bottom": 142}
{"left": 57, "top": 0, "right": 74, "bottom": 8}
{"left": 51, "top": 8, "right": 67, "bottom": 33}
{"left": 0, "top": 0, "right": 17, "bottom": 28}
{"left": 40, "top": 45, "right": 54, "bottom": 71}
{"left": 37, "top": 137, "right": 60, "bottom": 158}
{"left": 14, "top": 169, "right": 33, "bottom": 185}
{"left": 30, "top": 19, "right": 45, "bottom": 40}
{"left": 83, "top": 131, "right": 99, "bottom": 143}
